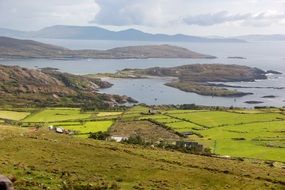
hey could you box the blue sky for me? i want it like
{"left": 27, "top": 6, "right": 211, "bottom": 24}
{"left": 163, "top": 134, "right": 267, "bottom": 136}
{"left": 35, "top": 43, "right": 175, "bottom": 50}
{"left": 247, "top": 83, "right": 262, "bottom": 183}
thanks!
{"left": 0, "top": 0, "right": 284, "bottom": 36}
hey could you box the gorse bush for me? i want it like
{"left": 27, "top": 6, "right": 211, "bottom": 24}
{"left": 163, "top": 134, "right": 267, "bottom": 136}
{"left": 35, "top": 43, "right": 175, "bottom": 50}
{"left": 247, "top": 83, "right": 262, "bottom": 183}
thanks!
{"left": 89, "top": 131, "right": 110, "bottom": 140}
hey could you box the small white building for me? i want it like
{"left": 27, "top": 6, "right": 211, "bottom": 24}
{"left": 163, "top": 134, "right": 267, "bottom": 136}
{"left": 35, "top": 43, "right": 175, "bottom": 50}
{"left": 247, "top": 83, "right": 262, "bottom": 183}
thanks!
{"left": 110, "top": 135, "right": 129, "bottom": 142}
{"left": 48, "top": 125, "right": 54, "bottom": 130}
{"left": 55, "top": 127, "right": 64, "bottom": 134}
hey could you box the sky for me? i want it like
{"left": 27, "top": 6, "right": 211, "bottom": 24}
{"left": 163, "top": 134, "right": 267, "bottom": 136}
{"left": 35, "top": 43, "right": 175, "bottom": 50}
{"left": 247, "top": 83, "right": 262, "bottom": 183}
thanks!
{"left": 0, "top": 0, "right": 285, "bottom": 36}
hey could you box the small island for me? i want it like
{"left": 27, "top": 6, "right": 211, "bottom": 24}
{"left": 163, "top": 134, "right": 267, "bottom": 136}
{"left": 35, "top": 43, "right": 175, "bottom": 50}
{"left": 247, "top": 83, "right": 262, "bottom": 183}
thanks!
{"left": 228, "top": 56, "right": 247, "bottom": 59}
{"left": 244, "top": 101, "right": 264, "bottom": 104}
{"left": 266, "top": 70, "right": 283, "bottom": 75}
{"left": 261, "top": 95, "right": 278, "bottom": 98}
{"left": 93, "top": 64, "right": 269, "bottom": 97}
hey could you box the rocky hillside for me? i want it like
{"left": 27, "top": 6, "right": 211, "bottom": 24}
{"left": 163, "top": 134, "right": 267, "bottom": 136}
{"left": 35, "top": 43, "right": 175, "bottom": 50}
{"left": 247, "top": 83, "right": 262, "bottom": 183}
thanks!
{"left": 137, "top": 64, "right": 267, "bottom": 82}
{"left": 0, "top": 65, "right": 134, "bottom": 107}
{"left": 0, "top": 37, "right": 216, "bottom": 59}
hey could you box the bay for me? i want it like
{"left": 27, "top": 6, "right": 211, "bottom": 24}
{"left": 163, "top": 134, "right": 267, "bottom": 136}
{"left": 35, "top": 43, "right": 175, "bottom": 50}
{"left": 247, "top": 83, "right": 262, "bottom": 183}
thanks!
{"left": 1, "top": 39, "right": 284, "bottom": 107}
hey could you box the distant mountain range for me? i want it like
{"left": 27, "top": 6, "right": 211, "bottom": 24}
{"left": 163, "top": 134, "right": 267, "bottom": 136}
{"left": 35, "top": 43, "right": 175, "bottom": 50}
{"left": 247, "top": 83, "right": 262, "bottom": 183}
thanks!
{"left": 0, "top": 36, "right": 215, "bottom": 59}
{"left": 0, "top": 25, "right": 245, "bottom": 43}
{"left": 1, "top": 25, "right": 284, "bottom": 43}
{"left": 234, "top": 34, "right": 285, "bottom": 42}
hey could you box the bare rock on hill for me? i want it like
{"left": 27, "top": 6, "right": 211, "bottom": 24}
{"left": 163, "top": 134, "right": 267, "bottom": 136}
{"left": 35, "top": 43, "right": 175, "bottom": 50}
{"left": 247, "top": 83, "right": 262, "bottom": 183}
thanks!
{"left": 0, "top": 65, "right": 133, "bottom": 108}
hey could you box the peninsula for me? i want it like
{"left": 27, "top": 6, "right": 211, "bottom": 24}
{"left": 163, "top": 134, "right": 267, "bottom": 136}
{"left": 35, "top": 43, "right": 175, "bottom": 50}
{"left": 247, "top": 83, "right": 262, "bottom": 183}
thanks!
{"left": 0, "top": 37, "right": 216, "bottom": 59}
{"left": 0, "top": 65, "right": 135, "bottom": 107}
{"left": 96, "top": 64, "right": 269, "bottom": 97}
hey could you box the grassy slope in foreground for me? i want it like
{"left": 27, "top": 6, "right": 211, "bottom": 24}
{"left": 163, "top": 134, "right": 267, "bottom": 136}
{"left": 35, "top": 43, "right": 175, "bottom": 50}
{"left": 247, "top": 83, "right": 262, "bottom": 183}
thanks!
{"left": 0, "top": 125, "right": 284, "bottom": 190}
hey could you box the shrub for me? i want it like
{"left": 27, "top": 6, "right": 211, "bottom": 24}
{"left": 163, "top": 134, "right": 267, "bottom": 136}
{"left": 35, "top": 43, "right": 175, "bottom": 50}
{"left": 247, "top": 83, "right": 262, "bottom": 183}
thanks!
{"left": 123, "top": 135, "right": 146, "bottom": 145}
{"left": 89, "top": 131, "right": 110, "bottom": 140}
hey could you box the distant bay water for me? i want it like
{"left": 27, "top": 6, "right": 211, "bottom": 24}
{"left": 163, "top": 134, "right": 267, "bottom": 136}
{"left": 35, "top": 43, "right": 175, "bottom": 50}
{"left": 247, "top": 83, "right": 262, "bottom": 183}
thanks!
{"left": 1, "top": 39, "right": 285, "bottom": 107}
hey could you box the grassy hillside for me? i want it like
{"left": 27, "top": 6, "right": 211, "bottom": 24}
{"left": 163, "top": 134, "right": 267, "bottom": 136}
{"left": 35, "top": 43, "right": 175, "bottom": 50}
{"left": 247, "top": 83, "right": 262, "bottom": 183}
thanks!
{"left": 3, "top": 106, "right": 284, "bottom": 162}
{"left": 0, "top": 125, "right": 284, "bottom": 190}
{"left": 0, "top": 106, "right": 284, "bottom": 189}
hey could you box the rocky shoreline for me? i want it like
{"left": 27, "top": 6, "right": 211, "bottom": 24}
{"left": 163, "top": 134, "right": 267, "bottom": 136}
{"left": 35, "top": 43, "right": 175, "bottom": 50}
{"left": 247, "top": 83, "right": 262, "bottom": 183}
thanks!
{"left": 95, "top": 64, "right": 272, "bottom": 98}
{"left": 0, "top": 65, "right": 136, "bottom": 108}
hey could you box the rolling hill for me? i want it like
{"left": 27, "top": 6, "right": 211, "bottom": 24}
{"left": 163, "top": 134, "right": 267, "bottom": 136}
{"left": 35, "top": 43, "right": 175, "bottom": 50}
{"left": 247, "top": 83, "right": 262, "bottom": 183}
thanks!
{"left": 0, "top": 36, "right": 216, "bottom": 59}
{"left": 0, "top": 36, "right": 72, "bottom": 58}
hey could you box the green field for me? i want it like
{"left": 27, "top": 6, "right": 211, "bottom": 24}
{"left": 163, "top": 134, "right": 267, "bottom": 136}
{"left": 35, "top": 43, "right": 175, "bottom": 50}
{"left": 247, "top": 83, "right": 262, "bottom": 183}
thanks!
{"left": 97, "top": 112, "right": 122, "bottom": 117}
{"left": 198, "top": 121, "right": 285, "bottom": 161}
{"left": 23, "top": 108, "right": 92, "bottom": 122}
{"left": 52, "top": 120, "right": 114, "bottom": 134}
{"left": 163, "top": 110, "right": 207, "bottom": 114}
{"left": 127, "top": 106, "right": 150, "bottom": 113}
{"left": 1, "top": 106, "right": 285, "bottom": 162}
{"left": 7, "top": 108, "right": 121, "bottom": 138}
{"left": 121, "top": 106, "right": 150, "bottom": 121}
{"left": 141, "top": 109, "right": 285, "bottom": 162}
{"left": 0, "top": 110, "right": 30, "bottom": 121}
{"left": 0, "top": 106, "right": 285, "bottom": 189}
{"left": 167, "top": 111, "right": 285, "bottom": 128}
{"left": 166, "top": 121, "right": 205, "bottom": 132}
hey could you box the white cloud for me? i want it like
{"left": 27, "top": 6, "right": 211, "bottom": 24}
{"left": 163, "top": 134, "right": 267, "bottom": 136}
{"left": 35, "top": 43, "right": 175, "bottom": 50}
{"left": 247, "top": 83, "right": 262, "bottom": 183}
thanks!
{"left": 242, "top": 10, "right": 285, "bottom": 27}
{"left": 92, "top": 0, "right": 181, "bottom": 26}
{"left": 90, "top": 0, "right": 285, "bottom": 35}
{"left": 0, "top": 0, "right": 99, "bottom": 30}
{"left": 0, "top": 0, "right": 285, "bottom": 35}
{"left": 183, "top": 11, "right": 250, "bottom": 26}
{"left": 183, "top": 10, "right": 285, "bottom": 27}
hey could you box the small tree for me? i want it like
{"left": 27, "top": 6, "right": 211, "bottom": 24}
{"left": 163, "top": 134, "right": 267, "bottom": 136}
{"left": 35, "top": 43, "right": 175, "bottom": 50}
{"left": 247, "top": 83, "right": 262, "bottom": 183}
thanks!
{"left": 124, "top": 135, "right": 145, "bottom": 145}
{"left": 89, "top": 131, "right": 110, "bottom": 140}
